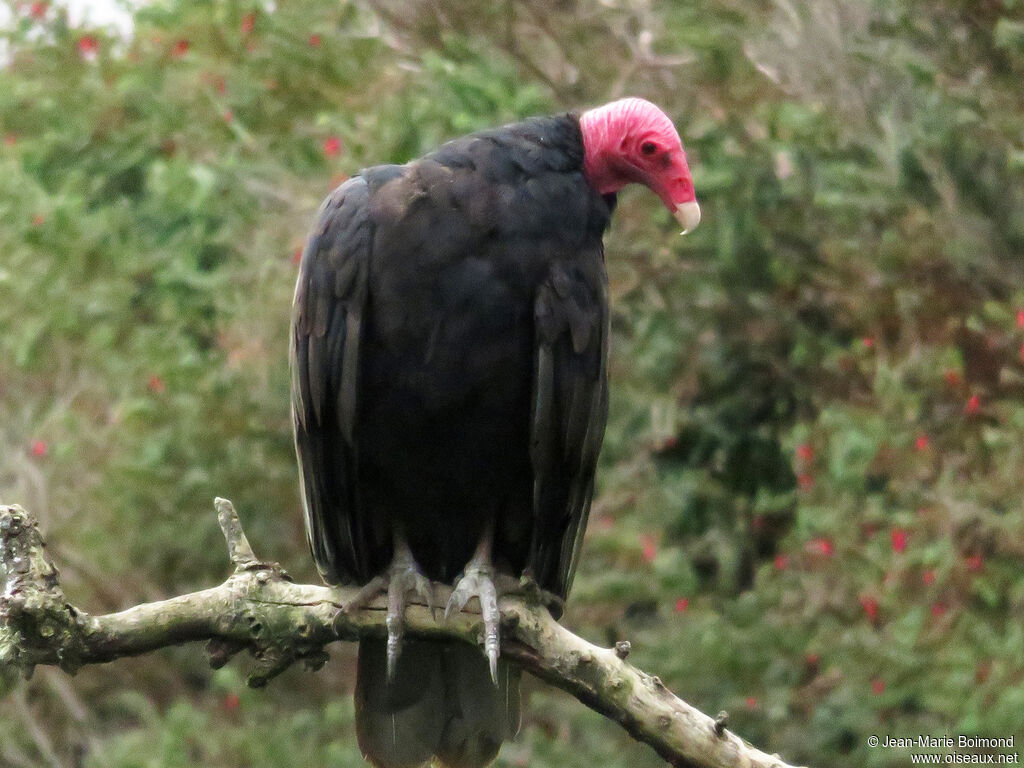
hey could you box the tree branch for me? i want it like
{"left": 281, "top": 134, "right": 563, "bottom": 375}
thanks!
{"left": 0, "top": 501, "right": 801, "bottom": 768}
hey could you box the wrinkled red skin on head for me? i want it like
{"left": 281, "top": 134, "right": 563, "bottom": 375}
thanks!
{"left": 579, "top": 98, "right": 697, "bottom": 211}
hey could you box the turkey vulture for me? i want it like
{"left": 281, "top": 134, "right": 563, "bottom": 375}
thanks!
{"left": 290, "top": 97, "right": 699, "bottom": 768}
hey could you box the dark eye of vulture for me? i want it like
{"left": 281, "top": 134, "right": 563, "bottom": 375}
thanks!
{"left": 290, "top": 97, "right": 698, "bottom": 768}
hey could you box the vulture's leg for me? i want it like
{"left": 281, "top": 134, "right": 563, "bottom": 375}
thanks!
{"left": 343, "top": 534, "right": 436, "bottom": 679}
{"left": 445, "top": 519, "right": 507, "bottom": 683}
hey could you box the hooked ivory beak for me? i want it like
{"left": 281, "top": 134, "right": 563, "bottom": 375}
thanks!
{"left": 674, "top": 201, "right": 701, "bottom": 235}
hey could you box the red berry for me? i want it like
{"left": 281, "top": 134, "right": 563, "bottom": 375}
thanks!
{"left": 930, "top": 601, "right": 946, "bottom": 617}
{"left": 147, "top": 375, "right": 166, "bottom": 394}
{"left": 795, "top": 443, "right": 814, "bottom": 462}
{"left": 804, "top": 653, "right": 820, "bottom": 666}
{"left": 674, "top": 597, "right": 689, "bottom": 613}
{"left": 965, "top": 394, "right": 981, "bottom": 415}
{"left": 773, "top": 554, "right": 789, "bottom": 571}
{"left": 745, "top": 696, "right": 758, "bottom": 709}
{"left": 871, "top": 678, "right": 885, "bottom": 695}
{"left": 29, "top": 2, "right": 47, "bottom": 19}
{"left": 797, "top": 473, "right": 814, "bottom": 491}
{"left": 914, "top": 434, "right": 930, "bottom": 452}
{"left": 862, "top": 336, "right": 875, "bottom": 349}
{"left": 172, "top": 39, "right": 189, "bottom": 57}
{"left": 922, "top": 570, "right": 936, "bottom": 586}
{"left": 944, "top": 370, "right": 962, "bottom": 387}
{"left": 31, "top": 440, "right": 47, "bottom": 457}
{"left": 223, "top": 693, "right": 240, "bottom": 711}
{"left": 309, "top": 34, "right": 322, "bottom": 47}
{"left": 223, "top": 109, "right": 233, "bottom": 123}
{"left": 240, "top": 12, "right": 256, "bottom": 34}
{"left": 965, "top": 554, "right": 983, "bottom": 572}
{"left": 32, "top": 213, "right": 44, "bottom": 226}
{"left": 1016, "top": 308, "right": 1024, "bottom": 329}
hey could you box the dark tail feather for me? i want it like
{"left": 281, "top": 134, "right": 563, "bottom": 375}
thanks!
{"left": 355, "top": 639, "right": 520, "bottom": 768}
{"left": 435, "top": 642, "right": 521, "bottom": 768}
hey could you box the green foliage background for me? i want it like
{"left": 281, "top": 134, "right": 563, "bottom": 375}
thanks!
{"left": 2, "top": 0, "right": 1024, "bottom": 765}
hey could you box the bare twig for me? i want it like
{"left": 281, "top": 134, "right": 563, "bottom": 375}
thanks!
{"left": 214, "top": 497, "right": 258, "bottom": 570}
{"left": 0, "top": 502, "right": 801, "bottom": 768}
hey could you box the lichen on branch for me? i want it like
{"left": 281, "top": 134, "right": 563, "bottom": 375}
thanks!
{"left": 0, "top": 501, "right": 800, "bottom": 768}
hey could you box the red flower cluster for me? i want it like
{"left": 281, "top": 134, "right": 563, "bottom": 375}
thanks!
{"left": 640, "top": 534, "right": 657, "bottom": 563}
{"left": 323, "top": 136, "right": 342, "bottom": 157}
{"left": 78, "top": 35, "right": 99, "bottom": 57}
{"left": 890, "top": 528, "right": 908, "bottom": 554}
{"left": 859, "top": 595, "right": 879, "bottom": 622}
{"left": 809, "top": 537, "right": 833, "bottom": 557}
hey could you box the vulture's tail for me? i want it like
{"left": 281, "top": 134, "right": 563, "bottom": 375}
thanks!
{"left": 355, "top": 638, "right": 521, "bottom": 768}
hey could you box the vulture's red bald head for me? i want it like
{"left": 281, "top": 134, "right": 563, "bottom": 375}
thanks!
{"left": 579, "top": 98, "right": 700, "bottom": 234}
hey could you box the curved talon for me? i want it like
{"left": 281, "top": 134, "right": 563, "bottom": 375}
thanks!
{"left": 340, "top": 541, "right": 438, "bottom": 681}
{"left": 446, "top": 565, "right": 502, "bottom": 683}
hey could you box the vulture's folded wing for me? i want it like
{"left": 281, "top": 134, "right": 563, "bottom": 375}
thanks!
{"left": 529, "top": 257, "right": 609, "bottom": 603}
{"left": 290, "top": 176, "right": 373, "bottom": 584}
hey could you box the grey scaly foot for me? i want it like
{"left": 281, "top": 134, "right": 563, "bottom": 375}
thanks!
{"left": 342, "top": 541, "right": 436, "bottom": 680}
{"left": 445, "top": 563, "right": 505, "bottom": 683}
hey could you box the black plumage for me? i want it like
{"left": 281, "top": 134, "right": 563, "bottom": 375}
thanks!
{"left": 291, "top": 114, "right": 612, "bottom": 768}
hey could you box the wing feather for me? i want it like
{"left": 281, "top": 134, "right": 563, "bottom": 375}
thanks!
{"left": 290, "top": 176, "right": 372, "bottom": 584}
{"left": 529, "top": 257, "right": 609, "bottom": 601}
